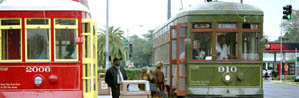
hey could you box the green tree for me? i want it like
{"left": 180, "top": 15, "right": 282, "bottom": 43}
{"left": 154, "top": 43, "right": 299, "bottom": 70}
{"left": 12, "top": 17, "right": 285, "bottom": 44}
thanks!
{"left": 97, "top": 26, "right": 127, "bottom": 68}
{"left": 280, "top": 12, "right": 299, "bottom": 43}
{"left": 130, "top": 30, "right": 153, "bottom": 68}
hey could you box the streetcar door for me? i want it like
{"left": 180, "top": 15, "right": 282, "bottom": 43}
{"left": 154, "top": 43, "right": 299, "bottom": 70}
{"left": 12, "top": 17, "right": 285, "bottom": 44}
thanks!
{"left": 82, "top": 18, "right": 98, "bottom": 98}
{"left": 170, "top": 25, "right": 177, "bottom": 94}
{"left": 176, "top": 23, "right": 187, "bottom": 96}
{"left": 170, "top": 23, "right": 187, "bottom": 96}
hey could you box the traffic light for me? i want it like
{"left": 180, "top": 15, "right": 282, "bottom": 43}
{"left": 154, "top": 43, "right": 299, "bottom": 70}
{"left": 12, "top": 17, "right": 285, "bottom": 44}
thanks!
{"left": 129, "top": 43, "right": 133, "bottom": 57}
{"left": 283, "top": 5, "right": 292, "bottom": 20}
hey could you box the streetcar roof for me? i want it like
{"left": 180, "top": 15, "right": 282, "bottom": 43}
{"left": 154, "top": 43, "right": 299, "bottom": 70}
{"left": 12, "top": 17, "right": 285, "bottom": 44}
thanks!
{"left": 180, "top": 2, "right": 263, "bottom": 16}
{"left": 153, "top": 2, "right": 263, "bottom": 34}
{"left": 0, "top": 0, "right": 89, "bottom": 13}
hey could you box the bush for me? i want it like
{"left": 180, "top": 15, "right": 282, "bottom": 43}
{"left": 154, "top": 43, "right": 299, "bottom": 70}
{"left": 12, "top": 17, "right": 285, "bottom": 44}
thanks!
{"left": 125, "top": 68, "right": 141, "bottom": 80}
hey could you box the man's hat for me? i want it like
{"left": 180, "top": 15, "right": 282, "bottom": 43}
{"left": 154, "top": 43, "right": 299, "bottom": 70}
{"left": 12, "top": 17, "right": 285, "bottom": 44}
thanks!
{"left": 113, "top": 57, "right": 122, "bottom": 62}
{"left": 156, "top": 61, "right": 163, "bottom": 68}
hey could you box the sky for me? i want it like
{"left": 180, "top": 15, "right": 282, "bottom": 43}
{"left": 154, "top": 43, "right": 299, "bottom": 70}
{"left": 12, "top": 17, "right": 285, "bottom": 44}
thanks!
{"left": 1, "top": 0, "right": 298, "bottom": 40}
{"left": 88, "top": 0, "right": 299, "bottom": 40}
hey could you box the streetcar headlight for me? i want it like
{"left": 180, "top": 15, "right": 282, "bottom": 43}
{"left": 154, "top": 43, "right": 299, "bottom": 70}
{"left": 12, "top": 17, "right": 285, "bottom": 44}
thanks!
{"left": 34, "top": 76, "right": 43, "bottom": 85}
{"left": 222, "top": 73, "right": 232, "bottom": 84}
{"left": 224, "top": 74, "right": 231, "bottom": 81}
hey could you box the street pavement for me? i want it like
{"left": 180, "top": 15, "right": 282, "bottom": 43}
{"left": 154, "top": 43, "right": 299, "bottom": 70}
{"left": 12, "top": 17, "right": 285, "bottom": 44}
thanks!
{"left": 98, "top": 81, "right": 299, "bottom": 98}
{"left": 264, "top": 81, "right": 299, "bottom": 98}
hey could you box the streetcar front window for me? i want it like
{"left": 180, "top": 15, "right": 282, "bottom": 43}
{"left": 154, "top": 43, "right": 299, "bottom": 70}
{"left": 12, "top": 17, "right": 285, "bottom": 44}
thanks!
{"left": 192, "top": 32, "right": 212, "bottom": 60}
{"left": 27, "top": 29, "right": 49, "bottom": 59}
{"left": 216, "top": 32, "right": 237, "bottom": 60}
{"left": 1, "top": 29, "right": 21, "bottom": 60}
{"left": 27, "top": 19, "right": 49, "bottom": 25}
{"left": 55, "top": 29, "right": 77, "bottom": 59}
{"left": 55, "top": 19, "right": 76, "bottom": 25}
{"left": 1, "top": 19, "right": 20, "bottom": 25}
{"left": 242, "top": 32, "right": 259, "bottom": 60}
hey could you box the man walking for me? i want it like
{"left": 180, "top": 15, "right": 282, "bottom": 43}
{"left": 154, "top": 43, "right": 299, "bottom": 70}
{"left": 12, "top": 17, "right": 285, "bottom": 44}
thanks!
{"left": 105, "top": 57, "right": 128, "bottom": 98}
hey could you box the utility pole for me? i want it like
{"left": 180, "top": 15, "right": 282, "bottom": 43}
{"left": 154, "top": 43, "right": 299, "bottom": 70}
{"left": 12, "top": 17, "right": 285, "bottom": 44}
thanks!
{"left": 167, "top": 0, "right": 171, "bottom": 20}
{"left": 296, "top": 48, "right": 298, "bottom": 76}
{"left": 105, "top": 0, "right": 110, "bottom": 69}
{"left": 280, "top": 27, "right": 283, "bottom": 81}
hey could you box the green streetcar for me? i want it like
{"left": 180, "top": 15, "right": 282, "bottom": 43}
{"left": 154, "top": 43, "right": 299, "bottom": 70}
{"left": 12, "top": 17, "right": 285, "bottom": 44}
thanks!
{"left": 153, "top": 2, "right": 264, "bottom": 98}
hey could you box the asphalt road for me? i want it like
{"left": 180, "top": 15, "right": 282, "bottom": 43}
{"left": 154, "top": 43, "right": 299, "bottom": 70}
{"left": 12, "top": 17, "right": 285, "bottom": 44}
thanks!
{"left": 264, "top": 81, "right": 299, "bottom": 98}
{"left": 98, "top": 82, "right": 299, "bottom": 98}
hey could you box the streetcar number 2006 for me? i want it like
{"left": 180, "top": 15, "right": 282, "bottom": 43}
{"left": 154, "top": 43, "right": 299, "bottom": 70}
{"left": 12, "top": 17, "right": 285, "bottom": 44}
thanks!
{"left": 26, "top": 66, "right": 51, "bottom": 72}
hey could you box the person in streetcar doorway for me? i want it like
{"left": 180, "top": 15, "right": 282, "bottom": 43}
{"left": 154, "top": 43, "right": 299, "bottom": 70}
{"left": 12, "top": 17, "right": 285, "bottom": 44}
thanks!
{"left": 105, "top": 57, "right": 128, "bottom": 98}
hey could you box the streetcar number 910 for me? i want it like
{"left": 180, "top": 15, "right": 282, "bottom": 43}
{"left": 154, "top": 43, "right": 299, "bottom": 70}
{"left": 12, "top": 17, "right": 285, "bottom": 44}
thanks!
{"left": 26, "top": 66, "right": 51, "bottom": 72}
{"left": 218, "top": 66, "right": 237, "bottom": 73}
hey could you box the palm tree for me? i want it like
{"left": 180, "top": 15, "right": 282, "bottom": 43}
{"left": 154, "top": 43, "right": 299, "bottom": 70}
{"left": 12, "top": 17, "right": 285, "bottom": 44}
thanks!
{"left": 98, "top": 26, "right": 127, "bottom": 68}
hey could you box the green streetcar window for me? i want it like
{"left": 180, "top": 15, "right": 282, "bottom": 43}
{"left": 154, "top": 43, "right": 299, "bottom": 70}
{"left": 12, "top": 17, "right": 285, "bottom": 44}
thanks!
{"left": 218, "top": 23, "right": 237, "bottom": 29}
{"left": 242, "top": 32, "right": 259, "bottom": 60}
{"left": 192, "top": 23, "right": 211, "bottom": 29}
{"left": 192, "top": 32, "right": 212, "bottom": 60}
{"left": 216, "top": 32, "right": 237, "bottom": 60}
{"left": 243, "top": 23, "right": 259, "bottom": 29}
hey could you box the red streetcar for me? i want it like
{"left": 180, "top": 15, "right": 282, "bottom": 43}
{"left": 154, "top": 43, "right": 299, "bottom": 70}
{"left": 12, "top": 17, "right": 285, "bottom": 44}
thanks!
{"left": 0, "top": 0, "right": 98, "bottom": 98}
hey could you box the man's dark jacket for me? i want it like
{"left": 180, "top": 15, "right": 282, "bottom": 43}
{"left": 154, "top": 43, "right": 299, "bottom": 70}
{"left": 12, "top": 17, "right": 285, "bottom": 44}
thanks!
{"left": 105, "top": 66, "right": 128, "bottom": 88}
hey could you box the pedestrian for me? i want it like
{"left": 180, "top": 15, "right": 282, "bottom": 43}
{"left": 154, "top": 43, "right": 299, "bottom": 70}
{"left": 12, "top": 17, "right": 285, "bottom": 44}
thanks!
{"left": 264, "top": 69, "right": 268, "bottom": 80}
{"left": 140, "top": 67, "right": 152, "bottom": 81}
{"left": 105, "top": 57, "right": 128, "bottom": 98}
{"left": 153, "top": 62, "right": 167, "bottom": 98}
{"left": 139, "top": 67, "right": 152, "bottom": 90}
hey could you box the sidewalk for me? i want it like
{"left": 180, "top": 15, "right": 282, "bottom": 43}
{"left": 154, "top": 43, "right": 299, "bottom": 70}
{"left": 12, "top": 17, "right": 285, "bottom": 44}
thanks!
{"left": 265, "top": 80, "right": 299, "bottom": 86}
{"left": 98, "top": 95, "right": 112, "bottom": 98}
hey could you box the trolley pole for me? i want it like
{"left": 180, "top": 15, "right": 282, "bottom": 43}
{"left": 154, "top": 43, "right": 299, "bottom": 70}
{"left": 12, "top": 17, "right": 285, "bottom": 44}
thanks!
{"left": 167, "top": 0, "right": 171, "bottom": 20}
{"left": 105, "top": 0, "right": 110, "bottom": 69}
